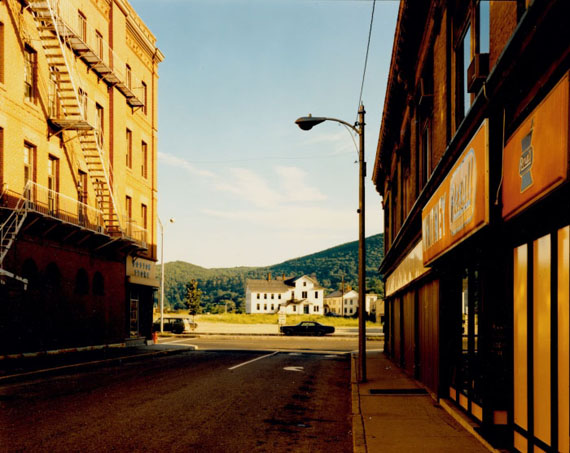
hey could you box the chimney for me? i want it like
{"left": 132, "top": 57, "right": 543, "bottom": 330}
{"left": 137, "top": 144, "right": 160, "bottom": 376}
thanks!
{"left": 267, "top": 272, "right": 271, "bottom": 281}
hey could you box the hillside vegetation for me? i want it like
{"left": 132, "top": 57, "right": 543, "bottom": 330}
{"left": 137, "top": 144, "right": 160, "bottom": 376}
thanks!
{"left": 160, "top": 233, "right": 384, "bottom": 313}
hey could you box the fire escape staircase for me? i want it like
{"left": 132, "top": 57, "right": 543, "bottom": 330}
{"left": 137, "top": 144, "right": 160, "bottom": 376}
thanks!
{"left": 0, "top": 198, "right": 28, "bottom": 287}
{"left": 27, "top": 0, "right": 123, "bottom": 236}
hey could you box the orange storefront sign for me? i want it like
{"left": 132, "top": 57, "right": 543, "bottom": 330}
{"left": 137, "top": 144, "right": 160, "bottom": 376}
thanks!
{"left": 502, "top": 72, "right": 569, "bottom": 220}
{"left": 422, "top": 120, "right": 489, "bottom": 265}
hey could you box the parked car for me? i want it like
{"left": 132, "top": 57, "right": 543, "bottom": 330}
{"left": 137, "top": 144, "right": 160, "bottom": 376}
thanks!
{"left": 153, "top": 317, "right": 197, "bottom": 334}
{"left": 280, "top": 321, "right": 335, "bottom": 336}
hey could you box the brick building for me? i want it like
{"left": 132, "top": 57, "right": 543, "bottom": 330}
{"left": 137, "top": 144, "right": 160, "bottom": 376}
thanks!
{"left": 373, "top": 1, "right": 569, "bottom": 451}
{"left": 0, "top": 0, "right": 163, "bottom": 354}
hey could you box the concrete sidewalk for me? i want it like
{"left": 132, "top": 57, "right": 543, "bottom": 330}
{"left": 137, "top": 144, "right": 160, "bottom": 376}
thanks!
{"left": 351, "top": 351, "right": 498, "bottom": 453}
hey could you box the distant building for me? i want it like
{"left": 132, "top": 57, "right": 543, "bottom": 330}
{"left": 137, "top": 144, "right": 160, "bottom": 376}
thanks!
{"left": 324, "top": 289, "right": 357, "bottom": 316}
{"left": 245, "top": 274, "right": 324, "bottom": 315}
{"left": 325, "top": 290, "right": 378, "bottom": 316}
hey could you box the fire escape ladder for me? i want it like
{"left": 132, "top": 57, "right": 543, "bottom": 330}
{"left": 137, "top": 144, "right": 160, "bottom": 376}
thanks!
{"left": 0, "top": 197, "right": 29, "bottom": 286}
{"left": 27, "top": 0, "right": 123, "bottom": 235}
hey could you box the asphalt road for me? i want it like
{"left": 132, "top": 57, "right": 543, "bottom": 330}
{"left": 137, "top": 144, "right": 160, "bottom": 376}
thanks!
{"left": 159, "top": 335, "right": 383, "bottom": 353}
{"left": 0, "top": 348, "right": 353, "bottom": 453}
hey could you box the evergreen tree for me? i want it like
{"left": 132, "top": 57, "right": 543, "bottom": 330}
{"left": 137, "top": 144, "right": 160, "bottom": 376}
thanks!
{"left": 184, "top": 279, "right": 202, "bottom": 318}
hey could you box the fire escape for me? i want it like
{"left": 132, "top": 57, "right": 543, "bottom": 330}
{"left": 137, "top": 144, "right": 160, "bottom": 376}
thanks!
{"left": 29, "top": 0, "right": 123, "bottom": 235}
{"left": 0, "top": 0, "right": 148, "bottom": 284}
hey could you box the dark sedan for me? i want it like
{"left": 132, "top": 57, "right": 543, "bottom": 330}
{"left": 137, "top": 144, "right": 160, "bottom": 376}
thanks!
{"left": 280, "top": 321, "right": 335, "bottom": 336}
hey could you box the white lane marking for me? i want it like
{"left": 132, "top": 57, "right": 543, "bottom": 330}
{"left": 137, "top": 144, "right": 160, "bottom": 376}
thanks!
{"left": 228, "top": 352, "right": 278, "bottom": 370}
{"left": 324, "top": 354, "right": 339, "bottom": 358}
{"left": 288, "top": 353, "right": 301, "bottom": 356}
{"left": 284, "top": 366, "right": 304, "bottom": 372}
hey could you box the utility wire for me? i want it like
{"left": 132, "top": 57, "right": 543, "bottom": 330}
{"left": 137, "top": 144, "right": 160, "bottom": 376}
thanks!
{"left": 356, "top": 0, "right": 377, "bottom": 122}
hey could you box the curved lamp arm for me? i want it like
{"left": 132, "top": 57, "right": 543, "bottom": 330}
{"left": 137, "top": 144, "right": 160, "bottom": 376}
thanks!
{"left": 295, "top": 114, "right": 361, "bottom": 135}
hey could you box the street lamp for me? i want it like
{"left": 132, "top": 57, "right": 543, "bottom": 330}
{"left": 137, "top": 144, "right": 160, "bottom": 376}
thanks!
{"left": 295, "top": 104, "right": 367, "bottom": 382}
{"left": 158, "top": 216, "right": 175, "bottom": 334}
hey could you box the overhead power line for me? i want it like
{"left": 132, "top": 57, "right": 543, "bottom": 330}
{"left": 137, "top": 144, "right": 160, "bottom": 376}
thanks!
{"left": 357, "top": 0, "right": 377, "bottom": 119}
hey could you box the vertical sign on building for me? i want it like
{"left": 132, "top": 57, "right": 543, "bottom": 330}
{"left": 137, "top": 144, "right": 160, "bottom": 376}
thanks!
{"left": 422, "top": 120, "right": 489, "bottom": 265}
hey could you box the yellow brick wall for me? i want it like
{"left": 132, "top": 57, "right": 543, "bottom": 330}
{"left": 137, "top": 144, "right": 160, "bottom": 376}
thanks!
{"left": 0, "top": 0, "right": 161, "bottom": 260}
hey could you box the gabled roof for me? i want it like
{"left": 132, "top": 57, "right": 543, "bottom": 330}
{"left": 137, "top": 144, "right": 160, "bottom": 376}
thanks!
{"left": 325, "top": 289, "right": 358, "bottom": 299}
{"left": 246, "top": 279, "right": 290, "bottom": 293}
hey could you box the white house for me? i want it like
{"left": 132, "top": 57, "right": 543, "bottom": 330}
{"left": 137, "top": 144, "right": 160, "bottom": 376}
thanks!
{"left": 324, "top": 289, "right": 358, "bottom": 316}
{"left": 245, "top": 274, "right": 324, "bottom": 315}
{"left": 324, "top": 290, "right": 379, "bottom": 316}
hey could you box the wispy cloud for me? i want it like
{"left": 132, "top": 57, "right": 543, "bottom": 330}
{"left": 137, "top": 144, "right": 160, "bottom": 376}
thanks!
{"left": 158, "top": 152, "right": 216, "bottom": 178}
{"left": 275, "top": 166, "right": 327, "bottom": 202}
{"left": 213, "top": 166, "right": 327, "bottom": 208}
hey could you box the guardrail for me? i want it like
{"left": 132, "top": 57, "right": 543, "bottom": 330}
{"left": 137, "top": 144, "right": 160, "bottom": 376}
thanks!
{"left": 22, "top": 181, "right": 105, "bottom": 233}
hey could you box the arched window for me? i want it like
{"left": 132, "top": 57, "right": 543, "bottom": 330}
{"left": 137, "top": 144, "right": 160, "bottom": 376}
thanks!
{"left": 75, "top": 268, "right": 89, "bottom": 295}
{"left": 45, "top": 262, "right": 61, "bottom": 291}
{"left": 93, "top": 271, "right": 104, "bottom": 296}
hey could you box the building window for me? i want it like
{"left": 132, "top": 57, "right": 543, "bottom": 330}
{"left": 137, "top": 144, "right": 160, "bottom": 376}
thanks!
{"left": 78, "top": 88, "right": 88, "bottom": 120}
{"left": 96, "top": 103, "right": 104, "bottom": 147}
{"left": 264, "top": 304, "right": 267, "bottom": 311}
{"left": 125, "top": 196, "right": 132, "bottom": 233}
{"left": 0, "top": 22, "right": 4, "bottom": 84}
{"left": 303, "top": 282, "right": 306, "bottom": 286}
{"left": 478, "top": 1, "right": 490, "bottom": 54}
{"left": 78, "top": 170, "right": 87, "bottom": 225}
{"left": 302, "top": 291, "right": 307, "bottom": 299}
{"left": 142, "top": 81, "right": 148, "bottom": 115}
{"left": 256, "top": 304, "right": 260, "bottom": 310}
{"left": 278, "top": 294, "right": 281, "bottom": 299}
{"left": 126, "top": 64, "right": 132, "bottom": 90}
{"left": 47, "top": 156, "right": 58, "bottom": 213}
{"left": 78, "top": 11, "right": 87, "bottom": 42}
{"left": 315, "top": 291, "right": 318, "bottom": 298}
{"left": 314, "top": 306, "right": 318, "bottom": 312}
{"left": 264, "top": 293, "right": 267, "bottom": 299}
{"left": 271, "top": 294, "right": 274, "bottom": 300}
{"left": 126, "top": 129, "right": 132, "bottom": 168}
{"left": 23, "top": 143, "right": 35, "bottom": 198}
{"left": 421, "top": 122, "right": 431, "bottom": 185}
{"left": 141, "top": 204, "right": 147, "bottom": 243}
{"left": 271, "top": 304, "right": 274, "bottom": 310}
{"left": 256, "top": 293, "right": 260, "bottom": 299}
{"left": 455, "top": 2, "right": 491, "bottom": 126}
{"left": 141, "top": 141, "right": 148, "bottom": 178}
{"left": 24, "top": 46, "right": 36, "bottom": 103}
{"left": 293, "top": 306, "right": 297, "bottom": 312}
{"left": 95, "top": 30, "right": 103, "bottom": 60}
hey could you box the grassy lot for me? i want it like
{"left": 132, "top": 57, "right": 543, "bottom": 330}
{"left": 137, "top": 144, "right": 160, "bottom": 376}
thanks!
{"left": 189, "top": 313, "right": 378, "bottom": 328}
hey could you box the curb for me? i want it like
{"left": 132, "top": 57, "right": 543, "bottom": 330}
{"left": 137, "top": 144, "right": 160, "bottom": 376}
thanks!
{"left": 439, "top": 399, "right": 502, "bottom": 453}
{"left": 0, "top": 346, "right": 194, "bottom": 385}
{"left": 351, "top": 353, "right": 367, "bottom": 453}
{"left": 0, "top": 342, "right": 130, "bottom": 361}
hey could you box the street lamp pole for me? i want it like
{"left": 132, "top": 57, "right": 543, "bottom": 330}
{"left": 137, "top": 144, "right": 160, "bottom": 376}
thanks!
{"left": 295, "top": 104, "right": 367, "bottom": 382}
{"left": 158, "top": 216, "right": 175, "bottom": 334}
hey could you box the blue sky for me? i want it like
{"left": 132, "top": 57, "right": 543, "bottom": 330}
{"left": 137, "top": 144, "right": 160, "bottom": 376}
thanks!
{"left": 130, "top": 0, "right": 399, "bottom": 268}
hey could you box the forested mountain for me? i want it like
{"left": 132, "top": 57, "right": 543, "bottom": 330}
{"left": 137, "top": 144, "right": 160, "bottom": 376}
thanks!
{"left": 160, "top": 234, "right": 384, "bottom": 313}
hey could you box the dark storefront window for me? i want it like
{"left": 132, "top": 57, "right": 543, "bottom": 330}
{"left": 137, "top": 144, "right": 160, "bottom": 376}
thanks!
{"left": 451, "top": 265, "right": 483, "bottom": 419}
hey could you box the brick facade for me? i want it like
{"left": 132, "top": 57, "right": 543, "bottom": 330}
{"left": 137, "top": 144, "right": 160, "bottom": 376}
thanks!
{"left": 0, "top": 0, "right": 162, "bottom": 354}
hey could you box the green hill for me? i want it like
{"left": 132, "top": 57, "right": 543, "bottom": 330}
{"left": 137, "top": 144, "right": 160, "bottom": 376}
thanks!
{"left": 160, "top": 233, "right": 384, "bottom": 313}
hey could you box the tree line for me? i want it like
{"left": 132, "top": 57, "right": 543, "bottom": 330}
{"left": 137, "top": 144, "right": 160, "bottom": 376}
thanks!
{"left": 159, "top": 234, "right": 384, "bottom": 313}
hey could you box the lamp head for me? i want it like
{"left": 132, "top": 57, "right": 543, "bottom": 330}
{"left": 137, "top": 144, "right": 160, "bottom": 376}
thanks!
{"left": 295, "top": 114, "right": 326, "bottom": 131}
{"left": 169, "top": 217, "right": 175, "bottom": 224}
